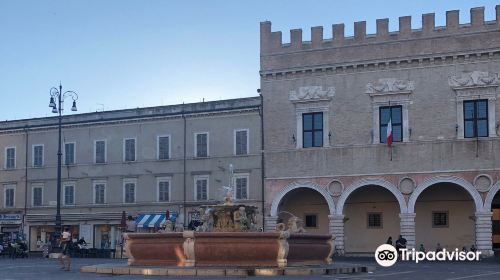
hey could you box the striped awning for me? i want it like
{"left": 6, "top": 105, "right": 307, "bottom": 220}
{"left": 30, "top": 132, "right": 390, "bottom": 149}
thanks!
{"left": 135, "top": 214, "right": 166, "bottom": 228}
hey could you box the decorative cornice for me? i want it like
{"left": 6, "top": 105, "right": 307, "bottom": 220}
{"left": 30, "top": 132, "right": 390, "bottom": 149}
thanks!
{"left": 366, "top": 78, "right": 415, "bottom": 95}
{"left": 0, "top": 108, "right": 260, "bottom": 135}
{"left": 289, "top": 86, "right": 335, "bottom": 102}
{"left": 260, "top": 49, "right": 500, "bottom": 80}
{"left": 448, "top": 71, "right": 500, "bottom": 89}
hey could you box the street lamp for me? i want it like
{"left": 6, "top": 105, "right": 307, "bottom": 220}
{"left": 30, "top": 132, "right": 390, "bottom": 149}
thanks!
{"left": 48, "top": 84, "right": 78, "bottom": 242}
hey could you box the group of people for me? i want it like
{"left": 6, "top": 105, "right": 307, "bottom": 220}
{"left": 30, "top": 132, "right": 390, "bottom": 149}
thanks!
{"left": 418, "top": 243, "right": 477, "bottom": 253}
{"left": 387, "top": 235, "right": 478, "bottom": 254}
{"left": 386, "top": 235, "right": 408, "bottom": 252}
{"left": 0, "top": 240, "right": 28, "bottom": 258}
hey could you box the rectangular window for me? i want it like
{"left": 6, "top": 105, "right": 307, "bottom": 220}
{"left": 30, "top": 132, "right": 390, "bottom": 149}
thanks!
{"left": 235, "top": 130, "right": 248, "bottom": 155}
{"left": 5, "top": 147, "right": 16, "bottom": 169}
{"left": 94, "top": 140, "right": 106, "bottom": 164}
{"left": 195, "top": 177, "right": 208, "bottom": 201}
{"left": 157, "top": 178, "right": 170, "bottom": 202}
{"left": 195, "top": 133, "right": 208, "bottom": 157}
{"left": 124, "top": 138, "right": 136, "bottom": 162}
{"left": 367, "top": 213, "right": 383, "bottom": 228}
{"left": 94, "top": 182, "right": 106, "bottom": 204}
{"left": 64, "top": 184, "right": 75, "bottom": 205}
{"left": 124, "top": 181, "right": 136, "bottom": 203}
{"left": 32, "top": 185, "right": 43, "bottom": 207}
{"left": 380, "top": 106, "right": 403, "bottom": 143}
{"left": 158, "top": 136, "right": 170, "bottom": 160}
{"left": 235, "top": 176, "right": 248, "bottom": 200}
{"left": 64, "top": 142, "right": 75, "bottom": 165}
{"left": 302, "top": 112, "right": 323, "bottom": 148}
{"left": 464, "top": 100, "right": 488, "bottom": 138}
{"left": 432, "top": 211, "right": 449, "bottom": 227}
{"left": 4, "top": 186, "right": 15, "bottom": 208}
{"left": 305, "top": 214, "right": 317, "bottom": 228}
{"left": 33, "top": 145, "right": 44, "bottom": 167}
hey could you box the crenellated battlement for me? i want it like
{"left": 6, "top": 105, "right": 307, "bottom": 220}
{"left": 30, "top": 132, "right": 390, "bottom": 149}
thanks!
{"left": 261, "top": 6, "right": 500, "bottom": 55}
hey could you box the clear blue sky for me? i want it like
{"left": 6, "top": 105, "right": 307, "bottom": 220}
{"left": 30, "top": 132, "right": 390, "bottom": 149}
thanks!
{"left": 0, "top": 0, "right": 497, "bottom": 120}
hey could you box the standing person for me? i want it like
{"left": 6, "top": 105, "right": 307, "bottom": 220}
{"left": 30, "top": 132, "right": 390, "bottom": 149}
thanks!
{"left": 436, "top": 243, "right": 443, "bottom": 252}
{"left": 126, "top": 216, "right": 136, "bottom": 232}
{"left": 58, "top": 227, "right": 72, "bottom": 271}
{"left": 386, "top": 236, "right": 393, "bottom": 246}
{"left": 419, "top": 244, "right": 426, "bottom": 253}
{"left": 395, "top": 235, "right": 407, "bottom": 252}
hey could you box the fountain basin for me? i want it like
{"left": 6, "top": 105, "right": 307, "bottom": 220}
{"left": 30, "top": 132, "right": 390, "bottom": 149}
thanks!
{"left": 126, "top": 233, "right": 184, "bottom": 266}
{"left": 193, "top": 232, "right": 286, "bottom": 267}
{"left": 287, "top": 233, "right": 334, "bottom": 265}
{"left": 125, "top": 231, "right": 333, "bottom": 268}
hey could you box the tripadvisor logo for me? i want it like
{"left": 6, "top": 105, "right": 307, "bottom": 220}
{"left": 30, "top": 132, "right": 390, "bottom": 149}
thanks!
{"left": 375, "top": 244, "right": 482, "bottom": 267}
{"left": 375, "top": 244, "right": 398, "bottom": 267}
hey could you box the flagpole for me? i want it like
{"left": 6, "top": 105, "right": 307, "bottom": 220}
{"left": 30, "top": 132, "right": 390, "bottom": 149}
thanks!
{"left": 475, "top": 97, "right": 479, "bottom": 158}
{"left": 389, "top": 101, "right": 393, "bottom": 161}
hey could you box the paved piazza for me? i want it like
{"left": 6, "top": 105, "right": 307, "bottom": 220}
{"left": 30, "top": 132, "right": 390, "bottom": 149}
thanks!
{"left": 0, "top": 257, "right": 499, "bottom": 280}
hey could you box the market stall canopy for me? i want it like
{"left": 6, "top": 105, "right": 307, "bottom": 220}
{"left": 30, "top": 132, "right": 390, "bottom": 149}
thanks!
{"left": 135, "top": 213, "right": 177, "bottom": 228}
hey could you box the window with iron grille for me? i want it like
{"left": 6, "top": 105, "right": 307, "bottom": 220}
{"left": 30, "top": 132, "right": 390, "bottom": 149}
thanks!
{"left": 464, "top": 100, "right": 488, "bottom": 138}
{"left": 305, "top": 214, "right": 317, "bottom": 228}
{"left": 95, "top": 140, "right": 106, "bottom": 163}
{"left": 5, "top": 147, "right": 15, "bottom": 169}
{"left": 158, "top": 136, "right": 170, "bottom": 160}
{"left": 195, "top": 133, "right": 208, "bottom": 157}
{"left": 33, "top": 145, "right": 44, "bottom": 167}
{"left": 64, "top": 185, "right": 74, "bottom": 205}
{"left": 235, "top": 130, "right": 248, "bottom": 155}
{"left": 195, "top": 177, "right": 208, "bottom": 200}
{"left": 94, "top": 183, "right": 106, "bottom": 204}
{"left": 235, "top": 176, "right": 248, "bottom": 200}
{"left": 302, "top": 113, "right": 323, "bottom": 148}
{"left": 380, "top": 106, "right": 402, "bottom": 143}
{"left": 158, "top": 180, "right": 170, "bottom": 202}
{"left": 367, "top": 213, "right": 383, "bottom": 228}
{"left": 124, "top": 139, "right": 136, "bottom": 162}
{"left": 64, "top": 143, "right": 75, "bottom": 165}
{"left": 432, "top": 211, "right": 448, "bottom": 227}
{"left": 33, "top": 186, "right": 43, "bottom": 206}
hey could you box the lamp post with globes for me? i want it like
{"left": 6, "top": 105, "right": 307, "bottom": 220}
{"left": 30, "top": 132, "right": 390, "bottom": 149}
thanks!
{"left": 48, "top": 84, "right": 78, "bottom": 242}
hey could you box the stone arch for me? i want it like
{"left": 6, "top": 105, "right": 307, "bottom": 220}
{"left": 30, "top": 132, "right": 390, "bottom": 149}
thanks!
{"left": 336, "top": 177, "right": 407, "bottom": 214}
{"left": 408, "top": 175, "right": 483, "bottom": 213}
{"left": 270, "top": 181, "right": 335, "bottom": 217}
{"left": 484, "top": 180, "right": 500, "bottom": 212}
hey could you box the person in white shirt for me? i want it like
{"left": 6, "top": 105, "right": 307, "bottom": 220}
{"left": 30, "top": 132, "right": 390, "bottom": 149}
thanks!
{"left": 58, "top": 227, "right": 72, "bottom": 271}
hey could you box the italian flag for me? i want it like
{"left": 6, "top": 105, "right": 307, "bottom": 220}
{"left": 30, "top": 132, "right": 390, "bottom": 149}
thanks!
{"left": 386, "top": 117, "right": 393, "bottom": 147}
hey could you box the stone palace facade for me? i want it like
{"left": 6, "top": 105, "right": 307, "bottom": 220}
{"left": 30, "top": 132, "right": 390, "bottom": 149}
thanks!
{"left": 260, "top": 6, "right": 500, "bottom": 256}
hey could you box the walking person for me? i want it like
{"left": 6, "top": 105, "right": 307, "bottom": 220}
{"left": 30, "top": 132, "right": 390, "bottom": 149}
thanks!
{"left": 58, "top": 227, "right": 72, "bottom": 271}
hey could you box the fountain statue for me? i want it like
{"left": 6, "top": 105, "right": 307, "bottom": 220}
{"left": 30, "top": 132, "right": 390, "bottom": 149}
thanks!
{"left": 189, "top": 164, "right": 259, "bottom": 232}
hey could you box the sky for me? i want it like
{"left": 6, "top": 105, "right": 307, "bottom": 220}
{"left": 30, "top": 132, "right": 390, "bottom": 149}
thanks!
{"left": 0, "top": 0, "right": 498, "bottom": 120}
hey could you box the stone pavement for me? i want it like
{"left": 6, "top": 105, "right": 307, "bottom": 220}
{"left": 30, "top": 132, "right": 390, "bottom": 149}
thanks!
{"left": 0, "top": 257, "right": 499, "bottom": 279}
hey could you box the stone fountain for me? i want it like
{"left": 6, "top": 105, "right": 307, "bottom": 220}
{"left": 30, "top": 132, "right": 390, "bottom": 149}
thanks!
{"left": 124, "top": 166, "right": 334, "bottom": 268}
